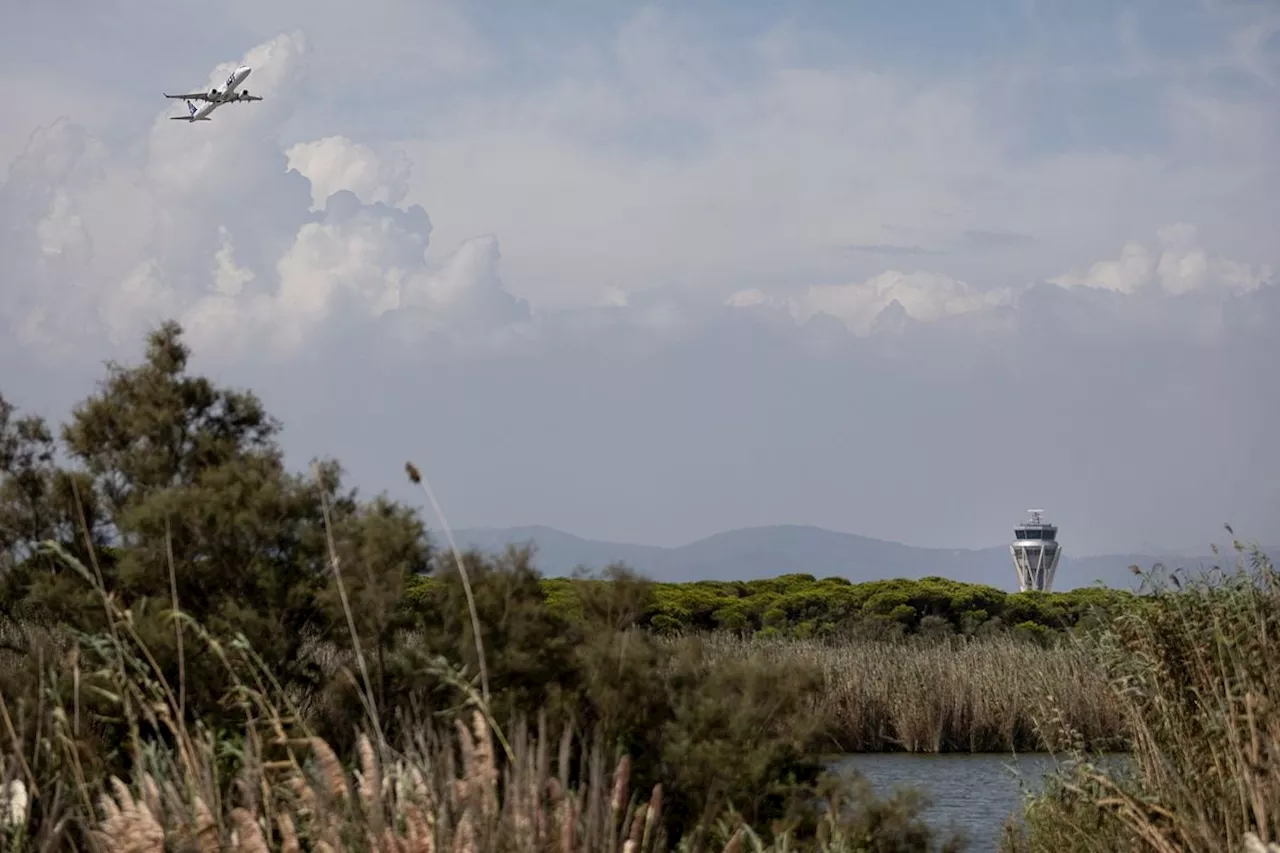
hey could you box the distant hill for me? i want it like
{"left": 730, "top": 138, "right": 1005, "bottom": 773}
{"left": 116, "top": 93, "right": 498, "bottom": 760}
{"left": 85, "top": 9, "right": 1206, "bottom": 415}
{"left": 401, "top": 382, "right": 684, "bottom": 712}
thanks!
{"left": 446, "top": 524, "right": 1253, "bottom": 592}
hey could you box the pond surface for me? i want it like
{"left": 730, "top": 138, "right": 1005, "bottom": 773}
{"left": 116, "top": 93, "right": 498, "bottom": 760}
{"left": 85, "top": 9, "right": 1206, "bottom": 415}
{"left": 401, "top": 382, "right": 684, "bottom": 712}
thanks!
{"left": 829, "top": 752, "right": 1066, "bottom": 852}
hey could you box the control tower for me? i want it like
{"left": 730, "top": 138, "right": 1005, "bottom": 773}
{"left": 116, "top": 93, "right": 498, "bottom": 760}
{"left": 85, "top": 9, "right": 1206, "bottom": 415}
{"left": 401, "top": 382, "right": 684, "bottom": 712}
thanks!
{"left": 1011, "top": 509, "right": 1061, "bottom": 592}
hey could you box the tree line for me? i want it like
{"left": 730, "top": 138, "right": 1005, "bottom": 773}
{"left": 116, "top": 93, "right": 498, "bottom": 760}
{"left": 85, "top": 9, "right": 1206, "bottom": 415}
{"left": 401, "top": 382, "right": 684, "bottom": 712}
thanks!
{"left": 533, "top": 573, "right": 1132, "bottom": 641}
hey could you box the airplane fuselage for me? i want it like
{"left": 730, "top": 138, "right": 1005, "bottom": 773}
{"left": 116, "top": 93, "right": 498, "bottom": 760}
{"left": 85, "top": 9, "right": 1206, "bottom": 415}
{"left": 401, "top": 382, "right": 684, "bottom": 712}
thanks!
{"left": 220, "top": 65, "right": 252, "bottom": 102}
{"left": 184, "top": 65, "right": 252, "bottom": 121}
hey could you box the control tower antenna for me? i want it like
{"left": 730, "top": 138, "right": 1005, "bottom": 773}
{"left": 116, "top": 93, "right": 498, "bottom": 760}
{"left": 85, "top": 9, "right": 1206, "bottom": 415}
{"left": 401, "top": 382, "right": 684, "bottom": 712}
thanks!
{"left": 1011, "top": 508, "right": 1061, "bottom": 593}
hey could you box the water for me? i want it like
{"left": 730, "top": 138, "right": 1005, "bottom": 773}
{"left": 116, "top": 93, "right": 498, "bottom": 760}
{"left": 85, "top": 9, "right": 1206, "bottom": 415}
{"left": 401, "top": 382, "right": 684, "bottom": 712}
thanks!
{"left": 829, "top": 752, "right": 1063, "bottom": 852}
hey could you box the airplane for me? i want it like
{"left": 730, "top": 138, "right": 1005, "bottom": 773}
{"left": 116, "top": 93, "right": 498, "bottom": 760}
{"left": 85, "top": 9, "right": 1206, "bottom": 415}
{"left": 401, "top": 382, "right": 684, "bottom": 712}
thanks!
{"left": 164, "top": 64, "right": 261, "bottom": 122}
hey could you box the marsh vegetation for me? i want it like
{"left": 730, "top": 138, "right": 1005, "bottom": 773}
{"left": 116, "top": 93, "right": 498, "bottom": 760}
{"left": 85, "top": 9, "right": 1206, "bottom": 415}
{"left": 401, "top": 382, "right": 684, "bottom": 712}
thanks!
{"left": 1, "top": 321, "right": 1276, "bottom": 852}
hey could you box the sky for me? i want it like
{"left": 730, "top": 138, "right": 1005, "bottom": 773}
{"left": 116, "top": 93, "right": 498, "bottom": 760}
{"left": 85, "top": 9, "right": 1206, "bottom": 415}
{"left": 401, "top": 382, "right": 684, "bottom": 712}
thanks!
{"left": 2, "top": 0, "right": 1278, "bottom": 556}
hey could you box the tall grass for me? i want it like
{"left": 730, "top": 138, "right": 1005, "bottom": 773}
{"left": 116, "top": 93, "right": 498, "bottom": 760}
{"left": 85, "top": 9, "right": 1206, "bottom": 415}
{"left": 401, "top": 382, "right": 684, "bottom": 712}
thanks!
{"left": 681, "top": 634, "right": 1124, "bottom": 755}
{"left": 1003, "top": 536, "right": 1280, "bottom": 852}
{"left": 285, "top": 628, "right": 1126, "bottom": 759}
{"left": 0, "top": 494, "right": 969, "bottom": 852}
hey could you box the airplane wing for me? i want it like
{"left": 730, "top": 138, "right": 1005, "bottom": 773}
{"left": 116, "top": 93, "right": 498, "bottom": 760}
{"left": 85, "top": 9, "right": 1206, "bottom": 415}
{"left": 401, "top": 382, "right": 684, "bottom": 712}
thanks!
{"left": 234, "top": 93, "right": 263, "bottom": 101}
{"left": 164, "top": 92, "right": 215, "bottom": 101}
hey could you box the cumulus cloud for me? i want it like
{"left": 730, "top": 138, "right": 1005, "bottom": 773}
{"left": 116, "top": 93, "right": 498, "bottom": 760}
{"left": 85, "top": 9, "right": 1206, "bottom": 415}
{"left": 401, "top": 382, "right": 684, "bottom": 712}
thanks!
{"left": 793, "top": 271, "right": 1014, "bottom": 336}
{"left": 212, "top": 226, "right": 255, "bottom": 297}
{"left": 1049, "top": 224, "right": 1274, "bottom": 296}
{"left": 8, "top": 11, "right": 1272, "bottom": 366}
{"left": 1, "top": 19, "right": 1273, "bottom": 373}
{"left": 36, "top": 190, "right": 90, "bottom": 258}
{"left": 0, "top": 32, "right": 537, "bottom": 364}
{"left": 106, "top": 261, "right": 183, "bottom": 347}
{"left": 3, "top": 53, "right": 1273, "bottom": 363}
{"left": 712, "top": 223, "right": 1272, "bottom": 346}
{"left": 182, "top": 190, "right": 532, "bottom": 357}
{"left": 286, "top": 136, "right": 412, "bottom": 209}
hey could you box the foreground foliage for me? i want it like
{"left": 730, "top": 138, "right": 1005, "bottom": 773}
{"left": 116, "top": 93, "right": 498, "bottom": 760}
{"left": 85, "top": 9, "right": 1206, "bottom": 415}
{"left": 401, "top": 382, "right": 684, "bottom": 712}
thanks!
{"left": 7, "top": 320, "right": 1277, "bottom": 850}
{"left": 0, "top": 322, "right": 969, "bottom": 850}
{"left": 0, "top": 541, "right": 968, "bottom": 853}
{"left": 1001, "top": 538, "right": 1280, "bottom": 852}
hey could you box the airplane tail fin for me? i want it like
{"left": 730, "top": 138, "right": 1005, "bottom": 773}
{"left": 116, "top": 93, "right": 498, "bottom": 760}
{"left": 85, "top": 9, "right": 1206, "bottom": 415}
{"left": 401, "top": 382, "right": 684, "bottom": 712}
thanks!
{"left": 171, "top": 100, "right": 209, "bottom": 121}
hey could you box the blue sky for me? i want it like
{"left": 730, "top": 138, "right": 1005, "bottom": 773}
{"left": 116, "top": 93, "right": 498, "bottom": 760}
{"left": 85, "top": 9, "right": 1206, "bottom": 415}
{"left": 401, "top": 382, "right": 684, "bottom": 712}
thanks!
{"left": 2, "top": 0, "right": 1278, "bottom": 562}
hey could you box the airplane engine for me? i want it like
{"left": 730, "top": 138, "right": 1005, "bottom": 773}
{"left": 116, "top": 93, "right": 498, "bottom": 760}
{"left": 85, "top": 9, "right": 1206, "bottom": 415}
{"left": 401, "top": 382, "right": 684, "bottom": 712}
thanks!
{"left": 242, "top": 89, "right": 249, "bottom": 99}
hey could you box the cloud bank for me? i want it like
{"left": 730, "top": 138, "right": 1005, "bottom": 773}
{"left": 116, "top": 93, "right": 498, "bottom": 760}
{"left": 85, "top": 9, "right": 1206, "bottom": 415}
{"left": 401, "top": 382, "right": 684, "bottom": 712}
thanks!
{"left": 2, "top": 3, "right": 1279, "bottom": 560}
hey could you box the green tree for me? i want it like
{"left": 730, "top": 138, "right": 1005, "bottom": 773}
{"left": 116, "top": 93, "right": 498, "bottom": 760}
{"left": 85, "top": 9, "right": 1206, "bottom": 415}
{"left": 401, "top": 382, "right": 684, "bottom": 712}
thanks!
{"left": 406, "top": 545, "right": 581, "bottom": 724}
{"left": 49, "top": 324, "right": 334, "bottom": 716}
{"left": 1, "top": 392, "right": 116, "bottom": 629}
{"left": 315, "top": 491, "right": 432, "bottom": 714}
{"left": 3, "top": 322, "right": 431, "bottom": 744}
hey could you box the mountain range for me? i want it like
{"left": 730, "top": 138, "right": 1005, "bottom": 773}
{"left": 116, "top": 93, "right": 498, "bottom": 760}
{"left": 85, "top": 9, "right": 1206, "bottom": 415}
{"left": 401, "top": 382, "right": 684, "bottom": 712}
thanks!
{"left": 446, "top": 524, "right": 1257, "bottom": 592}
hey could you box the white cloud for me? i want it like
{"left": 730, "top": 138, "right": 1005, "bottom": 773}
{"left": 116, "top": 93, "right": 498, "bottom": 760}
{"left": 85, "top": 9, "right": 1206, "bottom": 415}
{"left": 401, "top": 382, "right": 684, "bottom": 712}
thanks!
{"left": 792, "top": 271, "right": 1014, "bottom": 336}
{"left": 599, "top": 286, "right": 630, "bottom": 308}
{"left": 212, "top": 226, "right": 255, "bottom": 297}
{"left": 711, "top": 223, "right": 1273, "bottom": 346}
{"left": 36, "top": 191, "right": 89, "bottom": 257}
{"left": 4, "top": 3, "right": 1280, "bottom": 558}
{"left": 725, "top": 268, "right": 1016, "bottom": 338}
{"left": 0, "top": 31, "right": 538, "bottom": 364}
{"left": 370, "top": 8, "right": 1279, "bottom": 324}
{"left": 273, "top": 197, "right": 421, "bottom": 334}
{"left": 395, "top": 61, "right": 1027, "bottom": 312}
{"left": 187, "top": 193, "right": 533, "bottom": 356}
{"left": 216, "top": 0, "right": 496, "bottom": 85}
{"left": 1, "top": 14, "right": 1275, "bottom": 367}
{"left": 285, "top": 136, "right": 412, "bottom": 209}
{"left": 1049, "top": 224, "right": 1273, "bottom": 296}
{"left": 1048, "top": 240, "right": 1154, "bottom": 295}
{"left": 181, "top": 193, "right": 533, "bottom": 358}
{"left": 105, "top": 260, "right": 183, "bottom": 347}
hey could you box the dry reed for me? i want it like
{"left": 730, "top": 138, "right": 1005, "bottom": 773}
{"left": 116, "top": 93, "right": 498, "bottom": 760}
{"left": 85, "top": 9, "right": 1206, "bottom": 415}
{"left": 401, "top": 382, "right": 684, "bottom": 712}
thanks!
{"left": 681, "top": 634, "right": 1124, "bottom": 754}
{"left": 1003, "top": 538, "right": 1280, "bottom": 852}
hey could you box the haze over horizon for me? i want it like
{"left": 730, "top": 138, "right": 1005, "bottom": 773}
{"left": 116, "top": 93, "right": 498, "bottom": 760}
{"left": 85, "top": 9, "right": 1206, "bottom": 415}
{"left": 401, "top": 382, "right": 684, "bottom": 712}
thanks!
{"left": 449, "top": 520, "right": 1258, "bottom": 560}
{"left": 3, "top": 0, "right": 1278, "bottom": 557}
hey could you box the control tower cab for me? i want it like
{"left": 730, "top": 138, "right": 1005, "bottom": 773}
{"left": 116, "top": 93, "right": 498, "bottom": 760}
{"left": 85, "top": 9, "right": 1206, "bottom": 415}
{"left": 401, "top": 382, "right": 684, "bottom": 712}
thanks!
{"left": 1011, "top": 509, "right": 1061, "bottom": 593}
